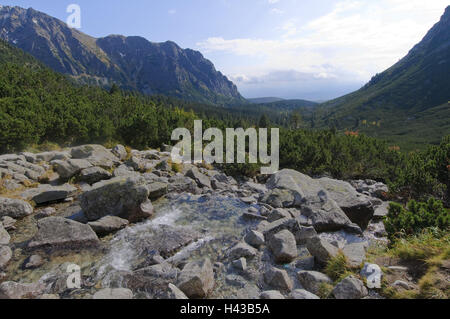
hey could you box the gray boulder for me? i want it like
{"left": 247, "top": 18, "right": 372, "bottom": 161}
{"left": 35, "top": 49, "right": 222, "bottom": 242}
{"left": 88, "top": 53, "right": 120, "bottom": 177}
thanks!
{"left": 80, "top": 176, "right": 154, "bottom": 223}
{"left": 23, "top": 254, "right": 45, "bottom": 269}
{"left": 0, "top": 245, "right": 12, "bottom": 269}
{"left": 79, "top": 167, "right": 112, "bottom": 184}
{"left": 0, "top": 281, "right": 45, "bottom": 299}
{"left": 244, "top": 230, "right": 265, "bottom": 248}
{"left": 167, "top": 283, "right": 188, "bottom": 299}
{"left": 111, "top": 145, "right": 128, "bottom": 161}
{"left": 318, "top": 178, "right": 375, "bottom": 230}
{"left": 28, "top": 217, "right": 100, "bottom": 250}
{"left": 228, "top": 242, "right": 258, "bottom": 260}
{"left": 267, "top": 208, "right": 291, "bottom": 222}
{"left": 0, "top": 216, "right": 16, "bottom": 231}
{"left": 268, "top": 230, "right": 298, "bottom": 264}
{"left": 52, "top": 159, "right": 92, "bottom": 179}
{"left": 332, "top": 276, "right": 368, "bottom": 299}
{"left": 291, "top": 289, "right": 320, "bottom": 299}
{"left": 177, "top": 258, "right": 215, "bottom": 298}
{"left": 21, "top": 184, "right": 77, "bottom": 205}
{"left": 342, "top": 242, "right": 367, "bottom": 267}
{"left": 306, "top": 237, "right": 339, "bottom": 265}
{"left": 297, "top": 271, "right": 332, "bottom": 295}
{"left": 88, "top": 216, "right": 129, "bottom": 236}
{"left": 232, "top": 257, "right": 247, "bottom": 271}
{"left": 0, "top": 197, "right": 33, "bottom": 219}
{"left": 0, "top": 223, "right": 10, "bottom": 245}
{"left": 93, "top": 288, "right": 134, "bottom": 299}
{"left": 186, "top": 167, "right": 211, "bottom": 188}
{"left": 71, "top": 145, "right": 119, "bottom": 168}
{"left": 147, "top": 182, "right": 169, "bottom": 200}
{"left": 264, "top": 267, "right": 293, "bottom": 291}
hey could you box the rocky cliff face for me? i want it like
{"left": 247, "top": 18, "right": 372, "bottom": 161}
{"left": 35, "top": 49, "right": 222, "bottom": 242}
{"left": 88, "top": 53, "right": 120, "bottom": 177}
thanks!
{"left": 0, "top": 6, "right": 245, "bottom": 105}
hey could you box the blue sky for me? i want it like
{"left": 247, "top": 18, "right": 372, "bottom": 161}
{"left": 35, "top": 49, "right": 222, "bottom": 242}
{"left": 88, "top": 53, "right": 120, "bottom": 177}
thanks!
{"left": 2, "top": 0, "right": 449, "bottom": 100}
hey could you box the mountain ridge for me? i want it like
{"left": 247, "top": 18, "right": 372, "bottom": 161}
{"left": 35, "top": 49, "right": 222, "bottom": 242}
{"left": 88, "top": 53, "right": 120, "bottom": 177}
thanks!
{"left": 0, "top": 5, "right": 246, "bottom": 105}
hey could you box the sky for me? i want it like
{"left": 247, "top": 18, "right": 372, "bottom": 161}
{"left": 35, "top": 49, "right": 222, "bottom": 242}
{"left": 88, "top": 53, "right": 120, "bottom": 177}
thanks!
{"left": 2, "top": 0, "right": 449, "bottom": 100}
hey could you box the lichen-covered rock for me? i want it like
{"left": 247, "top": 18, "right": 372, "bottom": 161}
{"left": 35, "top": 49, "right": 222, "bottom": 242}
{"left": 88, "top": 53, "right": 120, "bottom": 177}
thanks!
{"left": 228, "top": 242, "right": 258, "bottom": 260}
{"left": 79, "top": 167, "right": 112, "bottom": 185}
{"left": 87, "top": 216, "right": 129, "bottom": 236}
{"left": 21, "top": 184, "right": 77, "bottom": 205}
{"left": 177, "top": 258, "right": 215, "bottom": 298}
{"left": 111, "top": 144, "right": 128, "bottom": 161}
{"left": 297, "top": 271, "right": 332, "bottom": 295}
{"left": 52, "top": 159, "right": 92, "bottom": 179}
{"left": 332, "top": 276, "right": 368, "bottom": 299}
{"left": 71, "top": 144, "right": 120, "bottom": 169}
{"left": 264, "top": 267, "right": 293, "bottom": 291}
{"left": 147, "top": 182, "right": 169, "bottom": 200}
{"left": 0, "top": 197, "right": 33, "bottom": 219}
{"left": 0, "top": 281, "right": 45, "bottom": 299}
{"left": 186, "top": 167, "right": 211, "bottom": 188}
{"left": 267, "top": 230, "right": 298, "bottom": 264}
{"left": 28, "top": 217, "right": 99, "bottom": 250}
{"left": 80, "top": 176, "right": 153, "bottom": 223}
{"left": 244, "top": 230, "right": 265, "bottom": 248}
{"left": 306, "top": 237, "right": 339, "bottom": 265}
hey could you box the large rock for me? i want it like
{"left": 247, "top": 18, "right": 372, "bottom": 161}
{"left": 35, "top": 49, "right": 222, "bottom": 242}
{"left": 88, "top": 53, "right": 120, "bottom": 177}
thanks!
{"left": 342, "top": 243, "right": 367, "bottom": 268}
{"left": 0, "top": 197, "right": 33, "bottom": 219}
{"left": 21, "top": 184, "right": 77, "bottom": 205}
{"left": 297, "top": 271, "right": 332, "bottom": 295}
{"left": 264, "top": 267, "right": 293, "bottom": 291}
{"left": 177, "top": 258, "right": 215, "bottom": 298}
{"left": 318, "top": 178, "right": 375, "bottom": 230}
{"left": 291, "top": 289, "right": 320, "bottom": 299}
{"left": 244, "top": 230, "right": 265, "bottom": 248}
{"left": 0, "top": 281, "right": 45, "bottom": 299}
{"left": 93, "top": 288, "right": 134, "bottom": 299}
{"left": 186, "top": 167, "right": 211, "bottom": 188}
{"left": 52, "top": 159, "right": 92, "bottom": 180}
{"left": 111, "top": 145, "right": 128, "bottom": 161}
{"left": 228, "top": 242, "right": 258, "bottom": 260}
{"left": 80, "top": 176, "right": 154, "bottom": 223}
{"left": 147, "top": 182, "right": 169, "bottom": 200}
{"left": 268, "top": 230, "right": 298, "bottom": 264}
{"left": 261, "top": 218, "right": 317, "bottom": 244}
{"left": 306, "top": 237, "right": 339, "bottom": 265}
{"left": 0, "top": 224, "right": 10, "bottom": 245}
{"left": 166, "top": 283, "right": 188, "bottom": 299}
{"left": 0, "top": 245, "right": 12, "bottom": 269}
{"left": 71, "top": 145, "right": 119, "bottom": 168}
{"left": 28, "top": 217, "right": 100, "bottom": 250}
{"left": 262, "top": 170, "right": 360, "bottom": 233}
{"left": 332, "top": 276, "right": 368, "bottom": 299}
{"left": 87, "top": 216, "right": 129, "bottom": 236}
{"left": 79, "top": 167, "right": 112, "bottom": 185}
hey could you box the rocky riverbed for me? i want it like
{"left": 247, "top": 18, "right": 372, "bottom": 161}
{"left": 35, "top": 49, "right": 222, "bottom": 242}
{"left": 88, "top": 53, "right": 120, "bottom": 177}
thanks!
{"left": 0, "top": 144, "right": 393, "bottom": 299}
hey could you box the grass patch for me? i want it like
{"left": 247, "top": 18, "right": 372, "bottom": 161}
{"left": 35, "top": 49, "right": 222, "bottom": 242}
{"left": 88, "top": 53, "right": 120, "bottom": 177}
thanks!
{"left": 324, "top": 253, "right": 354, "bottom": 282}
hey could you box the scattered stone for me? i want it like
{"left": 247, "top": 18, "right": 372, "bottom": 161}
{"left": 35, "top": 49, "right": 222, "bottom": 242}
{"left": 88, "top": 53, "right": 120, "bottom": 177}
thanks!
{"left": 0, "top": 224, "right": 10, "bottom": 245}
{"left": 186, "top": 167, "right": 211, "bottom": 188}
{"left": 177, "top": 258, "right": 215, "bottom": 298}
{"left": 342, "top": 242, "right": 367, "bottom": 267}
{"left": 332, "top": 276, "right": 368, "bottom": 299}
{"left": 0, "top": 246, "right": 12, "bottom": 269}
{"left": 264, "top": 267, "right": 293, "bottom": 291}
{"left": 268, "top": 230, "right": 298, "bottom": 264}
{"left": 87, "top": 216, "right": 129, "bottom": 236}
{"left": 167, "top": 283, "right": 188, "bottom": 299}
{"left": 228, "top": 242, "right": 258, "bottom": 260}
{"left": 232, "top": 258, "right": 247, "bottom": 271}
{"left": 295, "top": 226, "right": 317, "bottom": 245}
{"left": 52, "top": 159, "right": 92, "bottom": 179}
{"left": 244, "top": 230, "right": 265, "bottom": 248}
{"left": 306, "top": 236, "right": 339, "bottom": 265}
{"left": 295, "top": 256, "right": 315, "bottom": 271}
{"left": 291, "top": 289, "right": 320, "bottom": 299}
{"left": 112, "top": 145, "right": 128, "bottom": 161}
{"left": 392, "top": 280, "right": 413, "bottom": 290}
{"left": 28, "top": 217, "right": 100, "bottom": 250}
{"left": 260, "top": 290, "right": 285, "bottom": 299}
{"left": 93, "top": 288, "right": 134, "bottom": 299}
{"left": 147, "top": 182, "right": 169, "bottom": 200}
{"left": 242, "top": 212, "right": 267, "bottom": 221}
{"left": 80, "top": 176, "right": 154, "bottom": 223}
{"left": 0, "top": 197, "right": 33, "bottom": 219}
{"left": 35, "top": 207, "right": 57, "bottom": 219}
{"left": 71, "top": 145, "right": 119, "bottom": 169}
{"left": 297, "top": 271, "right": 332, "bottom": 295}
{"left": 21, "top": 184, "right": 77, "bottom": 205}
{"left": 0, "top": 216, "right": 16, "bottom": 231}
{"left": 0, "top": 281, "right": 45, "bottom": 299}
{"left": 267, "top": 209, "right": 291, "bottom": 222}
{"left": 23, "top": 255, "right": 45, "bottom": 269}
{"left": 79, "top": 167, "right": 112, "bottom": 184}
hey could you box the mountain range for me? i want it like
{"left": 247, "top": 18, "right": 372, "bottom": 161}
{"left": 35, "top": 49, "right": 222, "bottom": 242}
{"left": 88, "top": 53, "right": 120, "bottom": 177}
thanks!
{"left": 0, "top": 5, "right": 246, "bottom": 106}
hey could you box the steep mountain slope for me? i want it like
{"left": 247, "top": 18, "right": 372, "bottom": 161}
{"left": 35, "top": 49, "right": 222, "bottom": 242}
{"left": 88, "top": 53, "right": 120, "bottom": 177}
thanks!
{"left": 0, "top": 6, "right": 246, "bottom": 105}
{"left": 317, "top": 6, "right": 450, "bottom": 148}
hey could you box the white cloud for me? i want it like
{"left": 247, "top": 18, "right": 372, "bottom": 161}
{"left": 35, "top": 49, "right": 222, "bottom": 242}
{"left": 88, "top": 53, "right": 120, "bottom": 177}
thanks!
{"left": 197, "top": 0, "right": 449, "bottom": 98}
